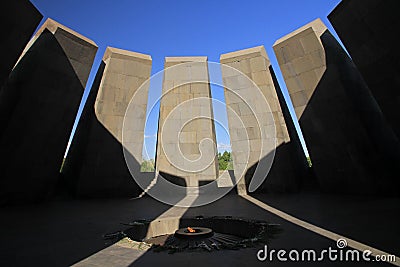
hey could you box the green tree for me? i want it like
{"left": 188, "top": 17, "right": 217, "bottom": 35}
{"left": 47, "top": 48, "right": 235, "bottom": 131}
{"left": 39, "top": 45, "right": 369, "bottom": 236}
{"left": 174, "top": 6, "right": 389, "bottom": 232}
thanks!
{"left": 141, "top": 159, "right": 155, "bottom": 172}
{"left": 306, "top": 156, "right": 312, "bottom": 167}
{"left": 218, "top": 151, "right": 233, "bottom": 170}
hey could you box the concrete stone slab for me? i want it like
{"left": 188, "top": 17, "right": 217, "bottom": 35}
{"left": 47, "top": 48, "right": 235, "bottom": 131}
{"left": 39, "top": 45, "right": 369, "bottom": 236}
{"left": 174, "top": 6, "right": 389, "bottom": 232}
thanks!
{"left": 220, "top": 45, "right": 307, "bottom": 194}
{"left": 273, "top": 18, "right": 400, "bottom": 194}
{"left": 17, "top": 18, "right": 97, "bottom": 87}
{"left": 156, "top": 56, "right": 218, "bottom": 188}
{"left": 0, "top": 0, "right": 42, "bottom": 88}
{"left": 62, "top": 47, "right": 151, "bottom": 197}
{"left": 0, "top": 18, "right": 97, "bottom": 204}
{"left": 328, "top": 0, "right": 400, "bottom": 153}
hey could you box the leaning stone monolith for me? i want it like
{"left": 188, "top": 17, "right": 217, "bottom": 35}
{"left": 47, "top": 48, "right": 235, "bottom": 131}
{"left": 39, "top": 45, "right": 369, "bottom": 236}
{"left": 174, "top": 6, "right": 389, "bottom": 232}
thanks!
{"left": 273, "top": 18, "right": 400, "bottom": 194}
{"left": 156, "top": 57, "right": 219, "bottom": 193}
{"left": 0, "top": 0, "right": 42, "bottom": 88}
{"left": 62, "top": 47, "right": 152, "bottom": 197}
{"left": 0, "top": 18, "right": 97, "bottom": 204}
{"left": 220, "top": 46, "right": 308, "bottom": 194}
{"left": 328, "top": 0, "right": 400, "bottom": 142}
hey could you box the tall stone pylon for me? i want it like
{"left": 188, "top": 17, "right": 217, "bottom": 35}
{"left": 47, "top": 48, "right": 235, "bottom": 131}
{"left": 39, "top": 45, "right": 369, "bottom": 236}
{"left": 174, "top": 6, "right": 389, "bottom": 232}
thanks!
{"left": 220, "top": 46, "right": 307, "bottom": 194}
{"left": 63, "top": 47, "right": 152, "bottom": 197}
{"left": 0, "top": 0, "right": 42, "bottom": 88}
{"left": 328, "top": 0, "right": 400, "bottom": 142}
{"left": 156, "top": 57, "right": 218, "bottom": 192}
{"left": 273, "top": 18, "right": 400, "bottom": 194}
{"left": 0, "top": 18, "right": 97, "bottom": 204}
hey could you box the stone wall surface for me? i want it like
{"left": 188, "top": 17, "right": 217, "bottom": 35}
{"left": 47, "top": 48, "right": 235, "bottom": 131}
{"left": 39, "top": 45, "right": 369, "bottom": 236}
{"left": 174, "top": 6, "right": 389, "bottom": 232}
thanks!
{"left": 0, "top": 0, "right": 42, "bottom": 88}
{"left": 328, "top": 0, "right": 400, "bottom": 141}
{"left": 62, "top": 47, "right": 152, "bottom": 197}
{"left": 156, "top": 57, "right": 219, "bottom": 189}
{"left": 3, "top": 2, "right": 399, "bottom": 203}
{"left": 0, "top": 18, "right": 97, "bottom": 203}
{"left": 273, "top": 18, "right": 400, "bottom": 194}
{"left": 220, "top": 46, "right": 307, "bottom": 194}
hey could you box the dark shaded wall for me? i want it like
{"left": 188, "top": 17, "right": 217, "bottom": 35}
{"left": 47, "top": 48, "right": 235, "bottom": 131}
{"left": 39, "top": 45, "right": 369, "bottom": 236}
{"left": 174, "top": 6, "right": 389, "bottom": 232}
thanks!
{"left": 328, "top": 0, "right": 400, "bottom": 141}
{"left": 62, "top": 47, "right": 152, "bottom": 198}
{"left": 268, "top": 66, "right": 311, "bottom": 190}
{"left": 250, "top": 66, "right": 309, "bottom": 193}
{"left": 0, "top": 20, "right": 97, "bottom": 204}
{"left": 0, "top": 0, "right": 42, "bottom": 88}
{"left": 274, "top": 19, "right": 400, "bottom": 195}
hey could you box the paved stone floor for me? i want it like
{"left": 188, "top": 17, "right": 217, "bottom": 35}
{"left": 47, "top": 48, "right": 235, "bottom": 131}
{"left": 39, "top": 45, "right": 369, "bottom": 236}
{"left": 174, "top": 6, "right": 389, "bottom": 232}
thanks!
{"left": 0, "top": 192, "right": 398, "bottom": 266}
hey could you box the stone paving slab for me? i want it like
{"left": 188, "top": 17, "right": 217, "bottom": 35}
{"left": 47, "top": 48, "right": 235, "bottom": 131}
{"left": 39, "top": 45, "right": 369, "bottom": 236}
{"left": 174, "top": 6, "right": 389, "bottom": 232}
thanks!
{"left": 0, "top": 194, "right": 398, "bottom": 266}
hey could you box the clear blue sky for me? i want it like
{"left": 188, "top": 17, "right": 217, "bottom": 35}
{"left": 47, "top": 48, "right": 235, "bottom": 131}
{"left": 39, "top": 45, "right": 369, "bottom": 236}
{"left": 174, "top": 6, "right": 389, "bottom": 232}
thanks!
{"left": 30, "top": 0, "right": 342, "bottom": 159}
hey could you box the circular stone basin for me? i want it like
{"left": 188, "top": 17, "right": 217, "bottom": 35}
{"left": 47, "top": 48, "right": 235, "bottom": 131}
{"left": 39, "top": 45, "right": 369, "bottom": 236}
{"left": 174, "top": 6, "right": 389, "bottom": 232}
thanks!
{"left": 174, "top": 227, "right": 214, "bottom": 239}
{"left": 121, "top": 216, "right": 282, "bottom": 253}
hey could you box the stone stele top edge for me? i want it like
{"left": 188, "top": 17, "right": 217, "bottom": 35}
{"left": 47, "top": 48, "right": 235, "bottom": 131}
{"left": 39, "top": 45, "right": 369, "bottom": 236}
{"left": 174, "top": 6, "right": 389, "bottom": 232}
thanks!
{"left": 273, "top": 18, "right": 327, "bottom": 46}
{"left": 41, "top": 18, "right": 98, "bottom": 47}
{"left": 220, "top": 45, "right": 268, "bottom": 61}
{"left": 165, "top": 56, "right": 208, "bottom": 62}
{"left": 103, "top": 46, "right": 152, "bottom": 61}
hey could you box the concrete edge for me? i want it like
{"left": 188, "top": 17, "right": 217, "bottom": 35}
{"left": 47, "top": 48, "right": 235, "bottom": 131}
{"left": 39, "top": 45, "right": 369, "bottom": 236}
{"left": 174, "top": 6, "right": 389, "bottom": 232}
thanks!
{"left": 165, "top": 56, "right": 208, "bottom": 63}
{"left": 39, "top": 18, "right": 98, "bottom": 47}
{"left": 103, "top": 46, "right": 152, "bottom": 61}
{"left": 220, "top": 45, "right": 268, "bottom": 61}
{"left": 273, "top": 18, "right": 327, "bottom": 47}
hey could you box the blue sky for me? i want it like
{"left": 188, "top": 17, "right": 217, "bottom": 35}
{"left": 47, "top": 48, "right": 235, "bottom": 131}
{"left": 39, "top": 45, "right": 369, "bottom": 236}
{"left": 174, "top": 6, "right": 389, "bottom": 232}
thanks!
{"left": 30, "top": 0, "right": 342, "bottom": 159}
